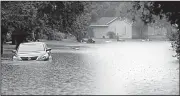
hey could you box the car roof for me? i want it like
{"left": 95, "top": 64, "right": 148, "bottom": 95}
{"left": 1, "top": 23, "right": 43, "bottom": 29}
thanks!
{"left": 20, "top": 42, "right": 46, "bottom": 45}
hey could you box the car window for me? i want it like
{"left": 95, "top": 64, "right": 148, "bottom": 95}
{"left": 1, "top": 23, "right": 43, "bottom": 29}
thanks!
{"left": 18, "top": 43, "right": 45, "bottom": 52}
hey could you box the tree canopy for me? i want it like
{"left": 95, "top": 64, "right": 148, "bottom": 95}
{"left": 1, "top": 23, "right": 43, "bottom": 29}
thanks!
{"left": 133, "top": 1, "right": 180, "bottom": 58}
{"left": 1, "top": 1, "right": 92, "bottom": 41}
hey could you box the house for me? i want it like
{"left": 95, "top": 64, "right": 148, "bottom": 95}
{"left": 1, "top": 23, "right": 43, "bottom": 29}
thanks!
{"left": 90, "top": 17, "right": 133, "bottom": 39}
{"left": 90, "top": 17, "right": 168, "bottom": 40}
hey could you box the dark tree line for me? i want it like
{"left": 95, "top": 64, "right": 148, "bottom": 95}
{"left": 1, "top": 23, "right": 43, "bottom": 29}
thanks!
{"left": 1, "top": 1, "right": 92, "bottom": 54}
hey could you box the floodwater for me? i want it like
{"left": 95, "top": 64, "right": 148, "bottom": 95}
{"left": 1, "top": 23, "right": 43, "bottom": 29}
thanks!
{"left": 1, "top": 41, "right": 179, "bottom": 95}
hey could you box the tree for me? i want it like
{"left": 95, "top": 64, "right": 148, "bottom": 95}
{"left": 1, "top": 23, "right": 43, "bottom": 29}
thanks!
{"left": 90, "top": 2, "right": 120, "bottom": 23}
{"left": 1, "top": 1, "right": 92, "bottom": 54}
{"left": 133, "top": 1, "right": 180, "bottom": 59}
{"left": 69, "top": 2, "right": 92, "bottom": 42}
{"left": 39, "top": 1, "right": 90, "bottom": 41}
{"left": 0, "top": 2, "right": 52, "bottom": 53}
{"left": 1, "top": 1, "right": 39, "bottom": 48}
{"left": 91, "top": 11, "right": 99, "bottom": 22}
{"left": 1, "top": 26, "right": 8, "bottom": 54}
{"left": 115, "top": 2, "right": 152, "bottom": 39}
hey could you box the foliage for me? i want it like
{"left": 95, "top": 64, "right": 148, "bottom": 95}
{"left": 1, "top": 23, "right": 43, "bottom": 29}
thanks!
{"left": 166, "top": 26, "right": 178, "bottom": 41}
{"left": 2, "top": 2, "right": 34, "bottom": 33}
{"left": 1, "top": 1, "right": 92, "bottom": 55}
{"left": 152, "top": 2, "right": 180, "bottom": 58}
{"left": 133, "top": 1, "right": 180, "bottom": 59}
{"left": 72, "top": 12, "right": 91, "bottom": 41}
{"left": 90, "top": 2, "right": 119, "bottom": 22}
{"left": 1, "top": 1, "right": 47, "bottom": 41}
{"left": 107, "top": 31, "right": 116, "bottom": 39}
{"left": 61, "top": 2, "right": 92, "bottom": 42}
{"left": 36, "top": 1, "right": 91, "bottom": 41}
{"left": 1, "top": 1, "right": 91, "bottom": 41}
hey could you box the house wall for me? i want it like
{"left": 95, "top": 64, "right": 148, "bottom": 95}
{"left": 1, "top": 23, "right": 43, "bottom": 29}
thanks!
{"left": 92, "top": 26, "right": 109, "bottom": 38}
{"left": 141, "top": 25, "right": 149, "bottom": 39}
{"left": 132, "top": 25, "right": 141, "bottom": 39}
{"left": 108, "top": 19, "right": 132, "bottom": 39}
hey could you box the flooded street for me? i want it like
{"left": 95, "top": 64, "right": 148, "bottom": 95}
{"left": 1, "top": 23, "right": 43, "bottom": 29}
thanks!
{"left": 1, "top": 41, "right": 179, "bottom": 95}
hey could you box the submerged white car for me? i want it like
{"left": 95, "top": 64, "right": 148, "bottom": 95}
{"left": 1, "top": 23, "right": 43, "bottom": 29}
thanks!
{"left": 12, "top": 42, "right": 52, "bottom": 61}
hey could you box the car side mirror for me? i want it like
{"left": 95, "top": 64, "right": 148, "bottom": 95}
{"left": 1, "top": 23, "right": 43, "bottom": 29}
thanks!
{"left": 46, "top": 48, "right": 51, "bottom": 51}
{"left": 12, "top": 50, "right": 17, "bottom": 53}
{"left": 12, "top": 50, "right": 17, "bottom": 55}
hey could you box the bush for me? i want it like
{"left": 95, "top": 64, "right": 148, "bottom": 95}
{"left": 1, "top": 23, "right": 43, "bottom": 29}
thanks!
{"left": 107, "top": 31, "right": 116, "bottom": 39}
{"left": 5, "top": 33, "right": 11, "bottom": 42}
{"left": 167, "top": 31, "right": 178, "bottom": 41}
{"left": 43, "top": 27, "right": 65, "bottom": 41}
{"left": 53, "top": 32, "right": 65, "bottom": 41}
{"left": 47, "top": 32, "right": 64, "bottom": 41}
{"left": 166, "top": 27, "right": 180, "bottom": 59}
{"left": 175, "top": 33, "right": 180, "bottom": 59}
{"left": 170, "top": 31, "right": 180, "bottom": 59}
{"left": 39, "top": 34, "right": 48, "bottom": 40}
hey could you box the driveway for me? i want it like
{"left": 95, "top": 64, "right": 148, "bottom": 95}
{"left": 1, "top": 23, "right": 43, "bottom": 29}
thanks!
{"left": 1, "top": 40, "right": 179, "bottom": 95}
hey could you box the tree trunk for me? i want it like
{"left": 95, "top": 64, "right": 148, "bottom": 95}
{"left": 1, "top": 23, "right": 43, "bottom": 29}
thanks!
{"left": 15, "top": 35, "right": 27, "bottom": 50}
{"left": 1, "top": 38, "right": 3, "bottom": 55}
{"left": 31, "top": 31, "right": 35, "bottom": 41}
{"left": 1, "top": 26, "right": 8, "bottom": 55}
{"left": 140, "top": 28, "right": 142, "bottom": 39}
{"left": 76, "top": 37, "right": 82, "bottom": 42}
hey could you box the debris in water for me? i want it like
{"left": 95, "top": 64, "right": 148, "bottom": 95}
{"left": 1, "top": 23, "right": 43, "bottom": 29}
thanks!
{"left": 142, "top": 40, "right": 146, "bottom": 42}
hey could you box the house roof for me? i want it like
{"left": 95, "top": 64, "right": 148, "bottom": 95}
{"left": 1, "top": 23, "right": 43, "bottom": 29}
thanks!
{"left": 91, "top": 17, "right": 116, "bottom": 25}
{"left": 90, "top": 17, "right": 133, "bottom": 27}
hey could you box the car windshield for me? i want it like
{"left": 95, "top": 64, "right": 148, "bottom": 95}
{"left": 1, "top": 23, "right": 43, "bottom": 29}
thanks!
{"left": 18, "top": 43, "right": 45, "bottom": 52}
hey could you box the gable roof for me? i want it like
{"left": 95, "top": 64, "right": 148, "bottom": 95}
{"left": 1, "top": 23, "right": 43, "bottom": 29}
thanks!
{"left": 91, "top": 17, "right": 117, "bottom": 25}
{"left": 90, "top": 17, "right": 133, "bottom": 27}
